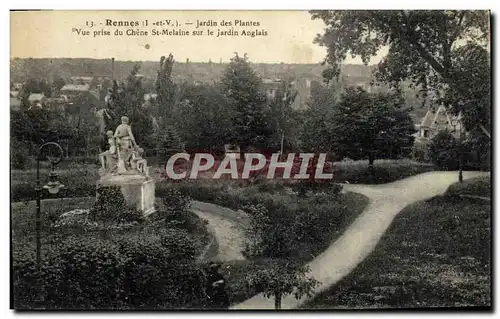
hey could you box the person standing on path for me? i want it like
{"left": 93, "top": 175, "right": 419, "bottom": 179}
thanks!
{"left": 205, "top": 262, "right": 230, "bottom": 309}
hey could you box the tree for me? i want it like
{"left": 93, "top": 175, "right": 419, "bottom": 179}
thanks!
{"left": 243, "top": 204, "right": 319, "bottom": 309}
{"left": 220, "top": 53, "right": 272, "bottom": 151}
{"left": 155, "top": 54, "right": 176, "bottom": 123}
{"left": 311, "top": 10, "right": 491, "bottom": 137}
{"left": 428, "top": 130, "right": 459, "bottom": 170}
{"left": 268, "top": 81, "right": 298, "bottom": 155}
{"left": 111, "top": 64, "right": 155, "bottom": 149}
{"left": 299, "top": 83, "right": 337, "bottom": 155}
{"left": 246, "top": 260, "right": 318, "bottom": 309}
{"left": 332, "top": 87, "right": 415, "bottom": 169}
{"left": 119, "top": 63, "right": 145, "bottom": 115}
{"left": 52, "top": 76, "right": 66, "bottom": 91}
{"left": 173, "top": 83, "right": 234, "bottom": 151}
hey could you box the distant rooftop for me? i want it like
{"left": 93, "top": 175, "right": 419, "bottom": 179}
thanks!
{"left": 28, "top": 93, "right": 45, "bottom": 101}
{"left": 70, "top": 76, "right": 93, "bottom": 80}
{"left": 262, "top": 78, "right": 282, "bottom": 84}
{"left": 61, "top": 84, "right": 90, "bottom": 92}
{"left": 10, "top": 97, "right": 21, "bottom": 110}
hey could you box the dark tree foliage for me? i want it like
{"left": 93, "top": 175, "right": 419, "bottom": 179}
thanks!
{"left": 155, "top": 54, "right": 177, "bottom": 122}
{"left": 311, "top": 10, "right": 491, "bottom": 137}
{"left": 333, "top": 87, "right": 416, "bottom": 168}
{"left": 220, "top": 53, "right": 273, "bottom": 150}
{"left": 428, "top": 130, "right": 459, "bottom": 170}
{"left": 299, "top": 83, "right": 338, "bottom": 154}
{"left": 268, "top": 80, "right": 299, "bottom": 154}
{"left": 174, "top": 83, "right": 234, "bottom": 151}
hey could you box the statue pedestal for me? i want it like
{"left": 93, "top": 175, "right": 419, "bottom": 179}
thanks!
{"left": 97, "top": 174, "right": 155, "bottom": 216}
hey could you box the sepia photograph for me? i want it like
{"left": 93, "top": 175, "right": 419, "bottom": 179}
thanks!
{"left": 9, "top": 9, "right": 492, "bottom": 311}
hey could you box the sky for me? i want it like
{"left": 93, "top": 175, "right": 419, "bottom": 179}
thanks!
{"left": 10, "top": 10, "right": 386, "bottom": 64}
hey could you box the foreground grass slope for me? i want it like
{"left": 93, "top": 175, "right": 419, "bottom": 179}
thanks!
{"left": 445, "top": 176, "right": 491, "bottom": 198}
{"left": 304, "top": 184, "right": 491, "bottom": 309}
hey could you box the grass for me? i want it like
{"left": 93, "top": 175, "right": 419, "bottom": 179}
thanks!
{"left": 211, "top": 191, "right": 369, "bottom": 305}
{"left": 330, "top": 159, "right": 436, "bottom": 184}
{"left": 445, "top": 176, "right": 491, "bottom": 198}
{"left": 11, "top": 197, "right": 211, "bottom": 257}
{"left": 303, "top": 194, "right": 491, "bottom": 309}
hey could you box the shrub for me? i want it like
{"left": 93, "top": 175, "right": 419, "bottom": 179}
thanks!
{"left": 11, "top": 139, "right": 29, "bottom": 169}
{"left": 411, "top": 141, "right": 430, "bottom": 163}
{"left": 90, "top": 186, "right": 144, "bottom": 224}
{"left": 11, "top": 166, "right": 98, "bottom": 202}
{"left": 331, "top": 159, "right": 435, "bottom": 184}
{"left": 13, "top": 230, "right": 208, "bottom": 309}
{"left": 291, "top": 180, "right": 343, "bottom": 197}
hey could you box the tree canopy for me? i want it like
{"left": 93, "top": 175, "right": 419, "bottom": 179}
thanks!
{"left": 332, "top": 87, "right": 415, "bottom": 167}
{"left": 311, "top": 10, "right": 491, "bottom": 136}
{"left": 220, "top": 53, "right": 272, "bottom": 150}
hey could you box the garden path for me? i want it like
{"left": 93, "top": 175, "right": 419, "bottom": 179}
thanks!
{"left": 231, "top": 171, "right": 489, "bottom": 309}
{"left": 191, "top": 201, "right": 248, "bottom": 262}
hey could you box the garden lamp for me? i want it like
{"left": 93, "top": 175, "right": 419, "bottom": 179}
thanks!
{"left": 42, "top": 169, "right": 64, "bottom": 195}
{"left": 34, "top": 141, "right": 64, "bottom": 308}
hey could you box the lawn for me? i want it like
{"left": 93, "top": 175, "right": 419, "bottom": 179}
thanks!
{"left": 330, "top": 159, "right": 436, "bottom": 184}
{"left": 211, "top": 190, "right": 369, "bottom": 305}
{"left": 303, "top": 193, "right": 491, "bottom": 309}
{"left": 445, "top": 176, "right": 491, "bottom": 198}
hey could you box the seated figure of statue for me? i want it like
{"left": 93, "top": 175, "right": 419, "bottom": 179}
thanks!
{"left": 130, "top": 147, "right": 149, "bottom": 177}
{"left": 99, "top": 130, "right": 118, "bottom": 175}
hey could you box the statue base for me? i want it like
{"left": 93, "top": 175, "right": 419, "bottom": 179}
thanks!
{"left": 97, "top": 174, "right": 155, "bottom": 216}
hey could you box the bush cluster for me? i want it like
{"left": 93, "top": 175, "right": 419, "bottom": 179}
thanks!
{"left": 90, "top": 186, "right": 144, "bottom": 224}
{"left": 13, "top": 230, "right": 208, "bottom": 309}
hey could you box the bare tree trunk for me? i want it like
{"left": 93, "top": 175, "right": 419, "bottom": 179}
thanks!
{"left": 274, "top": 292, "right": 282, "bottom": 310}
{"left": 368, "top": 151, "right": 375, "bottom": 174}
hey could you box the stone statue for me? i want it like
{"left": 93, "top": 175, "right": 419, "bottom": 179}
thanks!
{"left": 130, "top": 147, "right": 149, "bottom": 177}
{"left": 114, "top": 116, "right": 138, "bottom": 174}
{"left": 96, "top": 115, "right": 154, "bottom": 216}
{"left": 98, "top": 115, "right": 150, "bottom": 178}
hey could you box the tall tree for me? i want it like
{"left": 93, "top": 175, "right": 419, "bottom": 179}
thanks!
{"left": 268, "top": 81, "right": 298, "bottom": 155}
{"left": 311, "top": 10, "right": 491, "bottom": 137}
{"left": 173, "top": 83, "right": 234, "bottom": 151}
{"left": 220, "top": 53, "right": 272, "bottom": 151}
{"left": 333, "top": 87, "right": 415, "bottom": 169}
{"left": 246, "top": 260, "right": 319, "bottom": 310}
{"left": 112, "top": 64, "right": 154, "bottom": 149}
{"left": 299, "top": 83, "right": 337, "bottom": 155}
{"left": 155, "top": 54, "right": 176, "bottom": 123}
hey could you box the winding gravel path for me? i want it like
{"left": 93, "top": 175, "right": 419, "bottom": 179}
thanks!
{"left": 231, "top": 171, "right": 489, "bottom": 310}
{"left": 191, "top": 201, "right": 248, "bottom": 262}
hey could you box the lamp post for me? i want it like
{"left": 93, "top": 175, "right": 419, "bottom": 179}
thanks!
{"left": 35, "top": 142, "right": 64, "bottom": 307}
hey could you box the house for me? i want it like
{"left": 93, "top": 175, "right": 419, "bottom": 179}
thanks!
{"left": 28, "top": 93, "right": 46, "bottom": 108}
{"left": 10, "top": 97, "right": 21, "bottom": 110}
{"left": 70, "top": 76, "right": 94, "bottom": 85}
{"left": 60, "top": 84, "right": 91, "bottom": 102}
{"left": 414, "top": 105, "right": 463, "bottom": 141}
